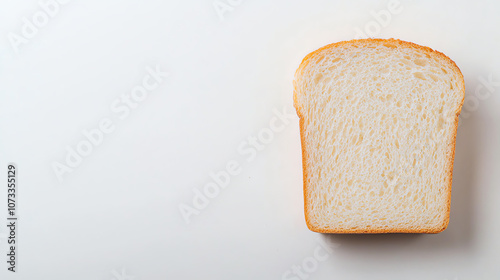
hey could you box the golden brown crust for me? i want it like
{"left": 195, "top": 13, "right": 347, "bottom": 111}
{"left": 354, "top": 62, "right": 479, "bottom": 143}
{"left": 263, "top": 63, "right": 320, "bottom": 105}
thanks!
{"left": 294, "top": 38, "right": 465, "bottom": 234}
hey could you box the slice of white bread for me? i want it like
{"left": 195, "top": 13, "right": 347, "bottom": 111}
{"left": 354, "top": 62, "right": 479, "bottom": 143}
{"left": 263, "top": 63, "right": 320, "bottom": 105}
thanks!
{"left": 293, "top": 39, "right": 464, "bottom": 233}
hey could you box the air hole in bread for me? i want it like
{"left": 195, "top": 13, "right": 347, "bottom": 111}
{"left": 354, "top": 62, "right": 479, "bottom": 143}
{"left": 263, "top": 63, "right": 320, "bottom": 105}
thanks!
{"left": 414, "top": 58, "right": 427, "bottom": 66}
{"left": 413, "top": 72, "right": 426, "bottom": 80}
{"left": 314, "top": 73, "right": 323, "bottom": 83}
{"left": 429, "top": 74, "right": 439, "bottom": 82}
{"left": 437, "top": 117, "right": 445, "bottom": 130}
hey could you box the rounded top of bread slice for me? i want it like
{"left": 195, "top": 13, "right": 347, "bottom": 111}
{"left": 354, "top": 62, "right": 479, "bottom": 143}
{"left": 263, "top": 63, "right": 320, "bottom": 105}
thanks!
{"left": 294, "top": 38, "right": 464, "bottom": 118}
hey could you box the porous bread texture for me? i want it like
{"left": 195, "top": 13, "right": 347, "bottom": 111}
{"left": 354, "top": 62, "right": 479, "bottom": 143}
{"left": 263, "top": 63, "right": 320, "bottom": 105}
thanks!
{"left": 293, "top": 39, "right": 464, "bottom": 233}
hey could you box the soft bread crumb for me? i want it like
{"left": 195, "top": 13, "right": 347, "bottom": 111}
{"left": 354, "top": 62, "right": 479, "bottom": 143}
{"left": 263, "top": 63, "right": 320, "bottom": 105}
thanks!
{"left": 293, "top": 39, "right": 464, "bottom": 234}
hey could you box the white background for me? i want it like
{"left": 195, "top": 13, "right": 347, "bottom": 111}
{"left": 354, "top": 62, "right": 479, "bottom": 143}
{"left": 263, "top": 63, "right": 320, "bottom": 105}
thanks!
{"left": 0, "top": 0, "right": 499, "bottom": 279}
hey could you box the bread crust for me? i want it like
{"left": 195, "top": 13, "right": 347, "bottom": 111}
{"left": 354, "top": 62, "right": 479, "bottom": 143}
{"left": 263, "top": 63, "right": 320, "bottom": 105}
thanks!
{"left": 293, "top": 38, "right": 465, "bottom": 234}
